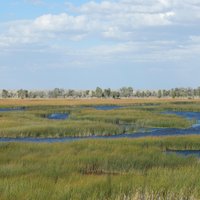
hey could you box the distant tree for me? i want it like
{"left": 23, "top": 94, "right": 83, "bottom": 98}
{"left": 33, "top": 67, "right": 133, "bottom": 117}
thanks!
{"left": 74, "top": 91, "right": 82, "bottom": 98}
{"left": 3, "top": 86, "right": 200, "bottom": 99}
{"left": 157, "top": 90, "right": 162, "bottom": 98}
{"left": 104, "top": 88, "right": 111, "bottom": 98}
{"left": 141, "top": 91, "right": 146, "bottom": 98}
{"left": 187, "top": 87, "right": 194, "bottom": 98}
{"left": 91, "top": 90, "right": 96, "bottom": 97}
{"left": 145, "top": 90, "right": 152, "bottom": 97}
{"left": 17, "top": 89, "right": 28, "bottom": 99}
{"left": 95, "top": 87, "right": 103, "bottom": 98}
{"left": 111, "top": 91, "right": 120, "bottom": 99}
{"left": 163, "top": 90, "right": 170, "bottom": 97}
{"left": 28, "top": 91, "right": 37, "bottom": 98}
{"left": 120, "top": 87, "right": 133, "bottom": 97}
{"left": 197, "top": 87, "right": 200, "bottom": 98}
{"left": 174, "top": 88, "right": 180, "bottom": 97}
{"left": 67, "top": 89, "right": 75, "bottom": 97}
{"left": 128, "top": 87, "right": 134, "bottom": 97}
{"left": 8, "top": 91, "right": 16, "bottom": 98}
{"left": 135, "top": 90, "right": 141, "bottom": 97}
{"left": 48, "top": 88, "right": 64, "bottom": 98}
{"left": 37, "top": 91, "right": 47, "bottom": 98}
{"left": 85, "top": 90, "right": 90, "bottom": 97}
{"left": 170, "top": 89, "right": 176, "bottom": 98}
{"left": 2, "top": 90, "right": 9, "bottom": 98}
{"left": 152, "top": 91, "right": 157, "bottom": 97}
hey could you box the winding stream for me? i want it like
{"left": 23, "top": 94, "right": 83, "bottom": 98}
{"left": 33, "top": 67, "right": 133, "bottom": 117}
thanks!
{"left": 1, "top": 108, "right": 200, "bottom": 143}
{"left": 166, "top": 150, "right": 200, "bottom": 158}
{"left": 47, "top": 113, "right": 69, "bottom": 120}
{"left": 0, "top": 107, "right": 25, "bottom": 112}
{"left": 93, "top": 105, "right": 122, "bottom": 110}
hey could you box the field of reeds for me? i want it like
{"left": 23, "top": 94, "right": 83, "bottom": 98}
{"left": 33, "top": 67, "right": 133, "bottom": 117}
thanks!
{"left": 0, "top": 98, "right": 197, "bottom": 138}
{"left": 1, "top": 99, "right": 200, "bottom": 199}
{"left": 1, "top": 136, "right": 200, "bottom": 200}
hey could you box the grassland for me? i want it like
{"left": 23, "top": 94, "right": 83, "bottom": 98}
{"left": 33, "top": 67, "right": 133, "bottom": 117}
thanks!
{"left": 0, "top": 98, "right": 197, "bottom": 138}
{"left": 1, "top": 136, "right": 200, "bottom": 200}
{"left": 1, "top": 98, "right": 200, "bottom": 107}
{"left": 1, "top": 99, "right": 200, "bottom": 199}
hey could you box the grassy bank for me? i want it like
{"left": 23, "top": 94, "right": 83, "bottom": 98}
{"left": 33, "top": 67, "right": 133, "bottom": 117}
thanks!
{"left": 0, "top": 103, "right": 193, "bottom": 138}
{"left": 0, "top": 99, "right": 198, "bottom": 138}
{"left": 1, "top": 136, "right": 200, "bottom": 200}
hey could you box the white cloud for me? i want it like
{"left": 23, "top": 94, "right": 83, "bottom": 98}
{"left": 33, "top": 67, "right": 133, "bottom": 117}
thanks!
{"left": 1, "top": 0, "right": 200, "bottom": 46}
{"left": 33, "top": 13, "right": 88, "bottom": 32}
{"left": 0, "top": 13, "right": 90, "bottom": 47}
{"left": 190, "top": 36, "right": 200, "bottom": 43}
{"left": 0, "top": 0, "right": 200, "bottom": 69}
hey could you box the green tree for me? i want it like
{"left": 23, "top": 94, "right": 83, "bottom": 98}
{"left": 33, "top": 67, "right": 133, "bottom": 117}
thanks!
{"left": 17, "top": 89, "right": 28, "bottom": 99}
{"left": 170, "top": 89, "right": 176, "bottom": 98}
{"left": 104, "top": 88, "right": 111, "bottom": 98}
{"left": 111, "top": 91, "right": 120, "bottom": 99}
{"left": 157, "top": 90, "right": 162, "bottom": 98}
{"left": 120, "top": 87, "right": 133, "bottom": 97}
{"left": 95, "top": 87, "right": 103, "bottom": 98}
{"left": 49, "top": 88, "right": 64, "bottom": 98}
{"left": 2, "top": 89, "right": 9, "bottom": 98}
{"left": 197, "top": 87, "right": 200, "bottom": 97}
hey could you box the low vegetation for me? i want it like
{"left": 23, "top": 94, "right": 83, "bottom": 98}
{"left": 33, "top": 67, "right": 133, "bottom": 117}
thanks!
{"left": 1, "top": 136, "right": 200, "bottom": 200}
{"left": 1, "top": 99, "right": 200, "bottom": 199}
{"left": 0, "top": 99, "right": 195, "bottom": 138}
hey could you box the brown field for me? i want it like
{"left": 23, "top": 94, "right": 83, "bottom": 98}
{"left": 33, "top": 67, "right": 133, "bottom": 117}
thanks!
{"left": 0, "top": 98, "right": 199, "bottom": 107}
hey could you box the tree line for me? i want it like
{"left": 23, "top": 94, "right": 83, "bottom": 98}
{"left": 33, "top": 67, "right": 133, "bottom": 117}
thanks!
{"left": 1, "top": 87, "right": 200, "bottom": 99}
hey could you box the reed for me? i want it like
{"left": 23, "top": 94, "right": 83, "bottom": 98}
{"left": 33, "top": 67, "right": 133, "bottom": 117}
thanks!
{"left": 0, "top": 136, "right": 200, "bottom": 199}
{"left": 0, "top": 99, "right": 196, "bottom": 138}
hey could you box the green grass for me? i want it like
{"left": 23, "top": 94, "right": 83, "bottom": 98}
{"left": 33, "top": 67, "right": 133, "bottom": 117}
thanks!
{"left": 0, "top": 102, "right": 194, "bottom": 138}
{"left": 74, "top": 108, "right": 192, "bottom": 128}
{"left": 1, "top": 100, "right": 200, "bottom": 199}
{"left": 1, "top": 136, "right": 200, "bottom": 200}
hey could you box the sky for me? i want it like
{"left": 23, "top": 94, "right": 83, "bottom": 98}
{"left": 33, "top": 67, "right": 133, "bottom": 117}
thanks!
{"left": 0, "top": 0, "right": 200, "bottom": 90}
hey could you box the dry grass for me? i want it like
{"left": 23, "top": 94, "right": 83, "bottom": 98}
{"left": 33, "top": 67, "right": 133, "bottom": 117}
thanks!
{"left": 1, "top": 98, "right": 200, "bottom": 107}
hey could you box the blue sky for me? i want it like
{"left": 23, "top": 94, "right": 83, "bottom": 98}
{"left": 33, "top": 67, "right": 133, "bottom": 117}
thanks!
{"left": 1, "top": 0, "right": 200, "bottom": 90}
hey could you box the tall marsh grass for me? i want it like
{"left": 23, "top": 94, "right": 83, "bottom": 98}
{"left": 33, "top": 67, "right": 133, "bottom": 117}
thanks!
{"left": 0, "top": 136, "right": 200, "bottom": 199}
{"left": 0, "top": 100, "right": 196, "bottom": 138}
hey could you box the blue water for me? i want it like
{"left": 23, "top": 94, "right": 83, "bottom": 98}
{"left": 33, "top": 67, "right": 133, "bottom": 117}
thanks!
{"left": 0, "top": 107, "right": 25, "bottom": 112}
{"left": 47, "top": 113, "right": 69, "bottom": 120}
{"left": 93, "top": 105, "right": 122, "bottom": 110}
{"left": 0, "top": 105, "right": 121, "bottom": 112}
{"left": 163, "top": 111, "right": 200, "bottom": 128}
{"left": 1, "top": 110, "right": 200, "bottom": 143}
{"left": 0, "top": 137, "right": 79, "bottom": 143}
{"left": 166, "top": 150, "right": 200, "bottom": 158}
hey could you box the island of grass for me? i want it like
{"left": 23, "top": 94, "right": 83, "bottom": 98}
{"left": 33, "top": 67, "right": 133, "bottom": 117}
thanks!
{"left": 0, "top": 98, "right": 197, "bottom": 138}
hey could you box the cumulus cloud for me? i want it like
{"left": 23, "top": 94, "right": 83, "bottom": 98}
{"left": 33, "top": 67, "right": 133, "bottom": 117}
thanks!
{"left": 1, "top": 0, "right": 200, "bottom": 45}
{"left": 0, "top": 13, "right": 89, "bottom": 48}
{"left": 1, "top": 0, "right": 200, "bottom": 67}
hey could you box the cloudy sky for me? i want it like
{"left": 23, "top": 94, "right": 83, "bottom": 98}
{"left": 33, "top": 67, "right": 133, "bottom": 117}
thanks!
{"left": 1, "top": 0, "right": 200, "bottom": 89}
